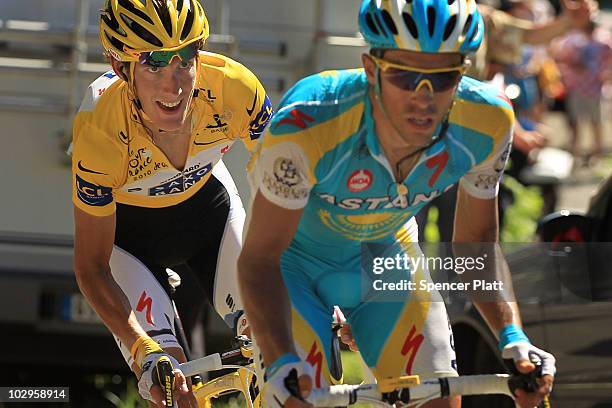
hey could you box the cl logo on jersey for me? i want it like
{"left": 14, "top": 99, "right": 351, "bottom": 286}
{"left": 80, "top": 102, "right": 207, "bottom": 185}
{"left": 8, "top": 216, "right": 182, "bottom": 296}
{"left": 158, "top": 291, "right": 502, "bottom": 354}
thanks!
{"left": 76, "top": 175, "right": 113, "bottom": 206}
{"left": 347, "top": 169, "right": 373, "bottom": 192}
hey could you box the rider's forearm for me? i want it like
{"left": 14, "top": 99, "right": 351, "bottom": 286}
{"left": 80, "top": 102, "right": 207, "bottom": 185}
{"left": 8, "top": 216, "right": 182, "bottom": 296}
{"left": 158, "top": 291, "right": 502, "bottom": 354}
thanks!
{"left": 238, "top": 255, "right": 296, "bottom": 365}
{"left": 474, "top": 300, "right": 523, "bottom": 337}
{"left": 457, "top": 243, "right": 524, "bottom": 336}
{"left": 75, "top": 264, "right": 146, "bottom": 350}
{"left": 453, "top": 212, "right": 523, "bottom": 337}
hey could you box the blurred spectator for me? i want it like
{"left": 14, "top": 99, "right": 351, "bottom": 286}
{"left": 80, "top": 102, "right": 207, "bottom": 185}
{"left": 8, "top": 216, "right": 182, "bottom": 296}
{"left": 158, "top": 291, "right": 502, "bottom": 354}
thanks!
{"left": 552, "top": 21, "right": 612, "bottom": 165}
{"left": 418, "top": 0, "right": 594, "bottom": 242}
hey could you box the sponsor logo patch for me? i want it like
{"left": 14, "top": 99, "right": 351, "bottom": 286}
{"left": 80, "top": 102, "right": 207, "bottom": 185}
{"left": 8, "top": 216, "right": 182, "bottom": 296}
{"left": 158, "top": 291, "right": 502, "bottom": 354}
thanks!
{"left": 275, "top": 108, "right": 315, "bottom": 130}
{"left": 149, "top": 163, "right": 212, "bottom": 196}
{"left": 76, "top": 175, "right": 113, "bottom": 206}
{"left": 262, "top": 157, "right": 309, "bottom": 200}
{"left": 248, "top": 95, "right": 273, "bottom": 140}
{"left": 347, "top": 169, "right": 373, "bottom": 192}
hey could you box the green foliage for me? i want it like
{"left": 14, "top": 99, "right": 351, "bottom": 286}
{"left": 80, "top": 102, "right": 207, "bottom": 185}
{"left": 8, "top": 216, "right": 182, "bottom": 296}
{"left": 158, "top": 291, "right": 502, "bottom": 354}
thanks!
{"left": 424, "top": 207, "right": 440, "bottom": 243}
{"left": 500, "top": 176, "right": 543, "bottom": 242}
{"left": 420, "top": 177, "right": 544, "bottom": 243}
{"left": 341, "top": 350, "right": 364, "bottom": 384}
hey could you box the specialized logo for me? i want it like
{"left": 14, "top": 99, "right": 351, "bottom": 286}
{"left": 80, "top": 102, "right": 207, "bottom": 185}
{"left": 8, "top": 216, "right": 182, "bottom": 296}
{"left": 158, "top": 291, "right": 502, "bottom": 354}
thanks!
{"left": 76, "top": 175, "right": 113, "bottom": 206}
{"left": 225, "top": 294, "right": 235, "bottom": 312}
{"left": 305, "top": 342, "right": 323, "bottom": 388}
{"left": 275, "top": 108, "right": 315, "bottom": 130}
{"left": 425, "top": 151, "right": 449, "bottom": 188}
{"left": 77, "top": 161, "right": 107, "bottom": 175}
{"left": 149, "top": 163, "right": 212, "bottom": 196}
{"left": 136, "top": 291, "right": 155, "bottom": 326}
{"left": 221, "top": 145, "right": 230, "bottom": 154}
{"left": 248, "top": 95, "right": 273, "bottom": 140}
{"left": 401, "top": 325, "right": 424, "bottom": 375}
{"left": 347, "top": 169, "right": 373, "bottom": 192}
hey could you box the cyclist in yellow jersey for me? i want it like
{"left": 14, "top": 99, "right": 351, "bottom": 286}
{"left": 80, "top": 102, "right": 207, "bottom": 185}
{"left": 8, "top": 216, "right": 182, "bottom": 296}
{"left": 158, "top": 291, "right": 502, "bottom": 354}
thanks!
{"left": 71, "top": 1, "right": 271, "bottom": 406}
{"left": 239, "top": 1, "right": 555, "bottom": 407}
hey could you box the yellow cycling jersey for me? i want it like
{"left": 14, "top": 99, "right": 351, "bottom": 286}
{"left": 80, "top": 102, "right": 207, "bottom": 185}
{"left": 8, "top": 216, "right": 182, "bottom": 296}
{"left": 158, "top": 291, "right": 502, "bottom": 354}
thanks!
{"left": 72, "top": 51, "right": 272, "bottom": 217}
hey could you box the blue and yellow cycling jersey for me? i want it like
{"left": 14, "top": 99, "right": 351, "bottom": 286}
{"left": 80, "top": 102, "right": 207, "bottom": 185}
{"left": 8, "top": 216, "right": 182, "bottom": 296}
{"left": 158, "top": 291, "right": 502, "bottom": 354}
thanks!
{"left": 249, "top": 69, "right": 513, "bottom": 252}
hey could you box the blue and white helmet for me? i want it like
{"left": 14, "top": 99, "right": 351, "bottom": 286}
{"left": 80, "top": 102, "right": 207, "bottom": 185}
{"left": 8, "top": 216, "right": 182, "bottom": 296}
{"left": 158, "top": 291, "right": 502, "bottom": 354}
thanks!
{"left": 359, "top": 0, "right": 484, "bottom": 54}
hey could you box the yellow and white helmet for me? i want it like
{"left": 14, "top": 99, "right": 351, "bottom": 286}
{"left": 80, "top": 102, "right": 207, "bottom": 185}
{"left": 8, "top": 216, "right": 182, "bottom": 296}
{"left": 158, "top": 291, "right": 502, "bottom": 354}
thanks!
{"left": 99, "top": 0, "right": 209, "bottom": 61}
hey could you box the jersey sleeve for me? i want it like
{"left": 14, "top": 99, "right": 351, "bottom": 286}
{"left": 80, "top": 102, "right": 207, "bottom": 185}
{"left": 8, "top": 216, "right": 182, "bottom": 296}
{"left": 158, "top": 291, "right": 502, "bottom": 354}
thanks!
{"left": 459, "top": 102, "right": 514, "bottom": 200}
{"left": 247, "top": 103, "right": 324, "bottom": 210}
{"left": 71, "top": 113, "right": 125, "bottom": 217}
{"left": 224, "top": 62, "right": 273, "bottom": 153}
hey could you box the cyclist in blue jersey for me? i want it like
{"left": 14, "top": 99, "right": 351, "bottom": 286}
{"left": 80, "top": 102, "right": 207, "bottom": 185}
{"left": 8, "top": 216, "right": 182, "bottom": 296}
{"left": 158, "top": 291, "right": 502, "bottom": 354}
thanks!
{"left": 238, "top": 1, "right": 555, "bottom": 407}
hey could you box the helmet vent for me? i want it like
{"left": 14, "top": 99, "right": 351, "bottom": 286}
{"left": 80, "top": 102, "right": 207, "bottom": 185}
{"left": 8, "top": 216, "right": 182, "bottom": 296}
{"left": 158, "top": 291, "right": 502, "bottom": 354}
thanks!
{"left": 448, "top": 0, "right": 455, "bottom": 4}
{"left": 381, "top": 10, "right": 399, "bottom": 35}
{"left": 373, "top": 13, "right": 389, "bottom": 38}
{"left": 106, "top": 33, "right": 127, "bottom": 52}
{"left": 401, "top": 12, "right": 419, "bottom": 39}
{"left": 468, "top": 20, "right": 479, "bottom": 42}
{"left": 118, "top": 0, "right": 154, "bottom": 25}
{"left": 152, "top": 0, "right": 174, "bottom": 37}
{"left": 426, "top": 6, "right": 436, "bottom": 37}
{"left": 462, "top": 14, "right": 473, "bottom": 36}
{"left": 180, "top": 1, "right": 195, "bottom": 40}
{"left": 443, "top": 15, "right": 457, "bottom": 40}
{"left": 177, "top": 0, "right": 184, "bottom": 12}
{"left": 120, "top": 13, "right": 163, "bottom": 46}
{"left": 365, "top": 13, "right": 381, "bottom": 36}
{"left": 405, "top": 0, "right": 413, "bottom": 4}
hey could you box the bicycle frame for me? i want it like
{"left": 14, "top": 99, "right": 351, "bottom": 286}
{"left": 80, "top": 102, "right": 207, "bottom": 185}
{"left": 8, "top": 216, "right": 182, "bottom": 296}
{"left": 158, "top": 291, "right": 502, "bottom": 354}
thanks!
{"left": 178, "top": 337, "right": 258, "bottom": 408}
{"left": 192, "top": 367, "right": 256, "bottom": 408}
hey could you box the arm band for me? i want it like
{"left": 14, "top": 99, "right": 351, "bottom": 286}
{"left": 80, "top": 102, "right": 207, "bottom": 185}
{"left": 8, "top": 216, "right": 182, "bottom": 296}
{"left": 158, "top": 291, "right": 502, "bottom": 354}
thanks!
{"left": 265, "top": 353, "right": 301, "bottom": 379}
{"left": 130, "top": 335, "right": 164, "bottom": 368}
{"left": 498, "top": 324, "right": 530, "bottom": 352}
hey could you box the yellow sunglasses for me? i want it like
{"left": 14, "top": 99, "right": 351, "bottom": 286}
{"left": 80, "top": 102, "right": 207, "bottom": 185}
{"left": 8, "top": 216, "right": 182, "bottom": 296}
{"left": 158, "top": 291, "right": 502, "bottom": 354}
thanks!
{"left": 371, "top": 55, "right": 467, "bottom": 92}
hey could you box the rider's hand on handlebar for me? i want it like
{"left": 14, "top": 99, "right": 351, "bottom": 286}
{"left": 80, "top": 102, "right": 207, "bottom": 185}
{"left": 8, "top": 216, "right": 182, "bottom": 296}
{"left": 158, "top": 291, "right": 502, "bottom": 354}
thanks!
{"left": 263, "top": 354, "right": 314, "bottom": 408}
{"left": 131, "top": 335, "right": 193, "bottom": 407}
{"left": 503, "top": 342, "right": 556, "bottom": 408}
{"left": 139, "top": 352, "right": 190, "bottom": 407}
